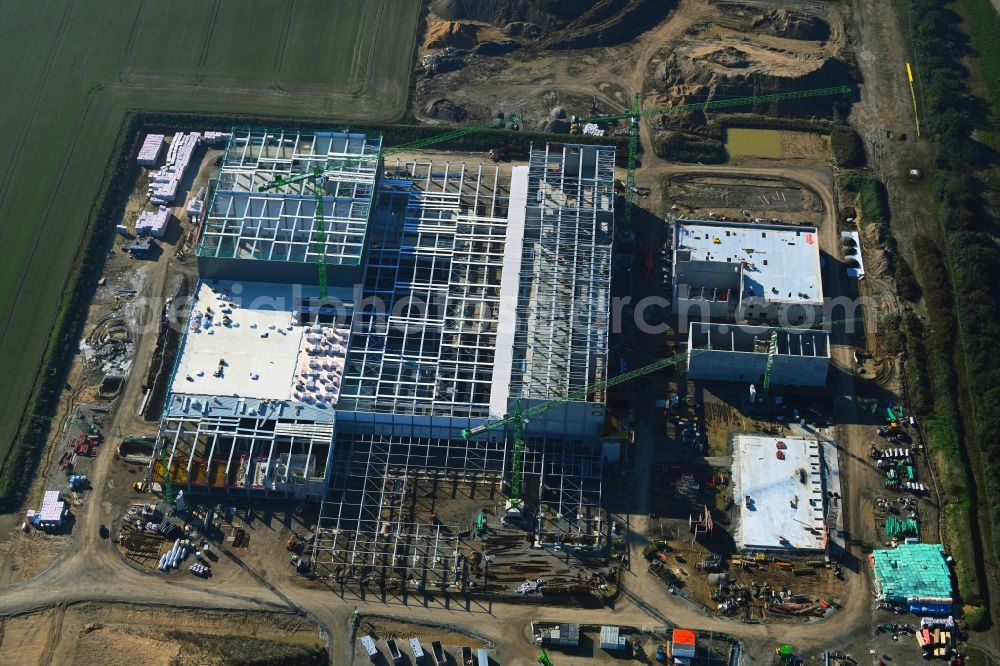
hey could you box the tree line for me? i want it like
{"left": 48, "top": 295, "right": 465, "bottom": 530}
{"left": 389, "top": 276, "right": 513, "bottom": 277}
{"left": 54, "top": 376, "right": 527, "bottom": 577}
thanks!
{"left": 900, "top": 0, "right": 1000, "bottom": 625}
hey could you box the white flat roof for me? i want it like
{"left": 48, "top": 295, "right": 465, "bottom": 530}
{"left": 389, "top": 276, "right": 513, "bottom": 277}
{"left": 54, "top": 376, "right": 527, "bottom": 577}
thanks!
{"left": 171, "top": 281, "right": 348, "bottom": 404}
{"left": 675, "top": 219, "right": 822, "bottom": 303}
{"left": 489, "top": 165, "right": 529, "bottom": 419}
{"left": 733, "top": 435, "right": 825, "bottom": 551}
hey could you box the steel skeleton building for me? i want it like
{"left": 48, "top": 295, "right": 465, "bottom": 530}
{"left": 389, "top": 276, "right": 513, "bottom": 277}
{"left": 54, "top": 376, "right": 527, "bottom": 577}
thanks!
{"left": 154, "top": 131, "right": 615, "bottom": 580}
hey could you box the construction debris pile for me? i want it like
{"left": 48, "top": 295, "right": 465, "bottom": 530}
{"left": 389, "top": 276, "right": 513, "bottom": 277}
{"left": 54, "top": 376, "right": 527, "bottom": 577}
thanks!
{"left": 914, "top": 616, "right": 957, "bottom": 660}
{"left": 80, "top": 318, "right": 134, "bottom": 377}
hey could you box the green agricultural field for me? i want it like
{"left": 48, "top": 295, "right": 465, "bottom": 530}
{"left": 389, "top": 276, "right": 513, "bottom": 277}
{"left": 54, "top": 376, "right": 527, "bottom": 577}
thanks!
{"left": 0, "top": 0, "right": 420, "bottom": 495}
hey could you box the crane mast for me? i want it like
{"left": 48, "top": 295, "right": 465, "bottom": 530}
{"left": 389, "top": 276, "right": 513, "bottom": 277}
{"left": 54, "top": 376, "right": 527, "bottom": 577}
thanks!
{"left": 465, "top": 349, "right": 702, "bottom": 516}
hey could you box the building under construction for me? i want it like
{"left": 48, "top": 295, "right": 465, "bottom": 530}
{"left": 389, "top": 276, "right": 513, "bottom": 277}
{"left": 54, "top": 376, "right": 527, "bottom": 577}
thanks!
{"left": 197, "top": 127, "right": 381, "bottom": 286}
{"left": 671, "top": 218, "right": 831, "bottom": 388}
{"left": 154, "top": 130, "right": 616, "bottom": 590}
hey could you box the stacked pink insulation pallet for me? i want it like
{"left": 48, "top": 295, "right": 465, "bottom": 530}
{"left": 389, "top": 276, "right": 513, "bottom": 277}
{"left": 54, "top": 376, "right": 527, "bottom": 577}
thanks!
{"left": 202, "top": 131, "right": 231, "bottom": 147}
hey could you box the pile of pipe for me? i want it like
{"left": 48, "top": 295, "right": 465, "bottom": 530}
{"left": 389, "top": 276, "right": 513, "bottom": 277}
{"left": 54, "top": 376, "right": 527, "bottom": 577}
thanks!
{"left": 158, "top": 538, "right": 192, "bottom": 572}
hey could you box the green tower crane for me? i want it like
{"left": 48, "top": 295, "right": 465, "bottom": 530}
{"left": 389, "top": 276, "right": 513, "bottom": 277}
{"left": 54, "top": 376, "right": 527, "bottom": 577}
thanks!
{"left": 461, "top": 348, "right": 706, "bottom": 516}
{"left": 760, "top": 316, "right": 865, "bottom": 398}
{"left": 622, "top": 92, "right": 641, "bottom": 229}
{"left": 258, "top": 165, "right": 334, "bottom": 299}
{"left": 160, "top": 441, "right": 175, "bottom": 508}
{"left": 254, "top": 120, "right": 517, "bottom": 298}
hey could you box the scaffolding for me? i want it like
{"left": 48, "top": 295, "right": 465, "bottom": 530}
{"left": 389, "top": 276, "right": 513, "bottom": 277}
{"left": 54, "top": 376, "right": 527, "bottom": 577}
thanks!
{"left": 512, "top": 144, "right": 615, "bottom": 403}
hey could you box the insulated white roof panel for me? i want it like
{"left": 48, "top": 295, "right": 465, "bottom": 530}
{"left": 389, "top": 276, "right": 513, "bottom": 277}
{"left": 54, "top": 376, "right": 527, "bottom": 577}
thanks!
{"left": 675, "top": 219, "right": 822, "bottom": 303}
{"left": 489, "top": 165, "right": 529, "bottom": 419}
{"left": 170, "top": 281, "right": 348, "bottom": 405}
{"left": 733, "top": 435, "right": 825, "bottom": 551}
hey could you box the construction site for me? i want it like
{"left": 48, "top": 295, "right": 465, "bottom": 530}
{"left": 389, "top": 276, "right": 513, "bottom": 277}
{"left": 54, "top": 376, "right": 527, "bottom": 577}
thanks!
{"left": 0, "top": 2, "right": 975, "bottom": 665}
{"left": 137, "top": 130, "right": 623, "bottom": 601}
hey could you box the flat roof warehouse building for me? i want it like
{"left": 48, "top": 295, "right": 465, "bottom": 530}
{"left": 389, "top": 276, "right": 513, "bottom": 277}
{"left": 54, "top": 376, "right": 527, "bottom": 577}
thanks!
{"left": 672, "top": 219, "right": 831, "bottom": 388}
{"left": 672, "top": 219, "right": 823, "bottom": 324}
{"left": 154, "top": 131, "right": 615, "bottom": 564}
{"left": 731, "top": 435, "right": 827, "bottom": 551}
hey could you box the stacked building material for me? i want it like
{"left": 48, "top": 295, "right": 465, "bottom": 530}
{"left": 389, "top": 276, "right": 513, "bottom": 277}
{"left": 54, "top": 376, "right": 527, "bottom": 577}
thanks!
{"left": 885, "top": 516, "right": 920, "bottom": 537}
{"left": 136, "top": 206, "right": 170, "bottom": 237}
{"left": 27, "top": 491, "right": 66, "bottom": 529}
{"left": 158, "top": 538, "right": 192, "bottom": 572}
{"left": 137, "top": 133, "right": 165, "bottom": 167}
{"left": 515, "top": 578, "right": 544, "bottom": 594}
{"left": 871, "top": 543, "right": 953, "bottom": 614}
{"left": 915, "top": 621, "right": 954, "bottom": 659}
{"left": 202, "top": 131, "right": 231, "bottom": 146}
{"left": 189, "top": 562, "right": 210, "bottom": 577}
{"left": 149, "top": 132, "right": 201, "bottom": 205}
{"left": 186, "top": 186, "right": 206, "bottom": 221}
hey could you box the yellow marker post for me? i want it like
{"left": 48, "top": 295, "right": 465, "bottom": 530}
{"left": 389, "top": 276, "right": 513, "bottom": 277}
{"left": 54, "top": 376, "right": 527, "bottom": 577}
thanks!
{"left": 906, "top": 62, "right": 921, "bottom": 137}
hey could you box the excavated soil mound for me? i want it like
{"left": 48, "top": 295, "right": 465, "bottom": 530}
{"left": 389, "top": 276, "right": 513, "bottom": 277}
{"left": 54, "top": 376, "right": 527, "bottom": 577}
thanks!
{"left": 752, "top": 8, "right": 830, "bottom": 41}
{"left": 424, "top": 20, "right": 481, "bottom": 50}
{"left": 431, "top": 0, "right": 675, "bottom": 49}
{"left": 653, "top": 41, "right": 854, "bottom": 116}
{"left": 430, "top": 0, "right": 583, "bottom": 29}
{"left": 715, "top": 2, "right": 832, "bottom": 41}
{"left": 703, "top": 46, "right": 752, "bottom": 68}
{"left": 425, "top": 98, "right": 469, "bottom": 121}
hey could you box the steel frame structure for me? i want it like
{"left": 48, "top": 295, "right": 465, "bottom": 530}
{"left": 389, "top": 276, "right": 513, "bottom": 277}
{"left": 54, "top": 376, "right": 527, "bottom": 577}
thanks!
{"left": 310, "top": 427, "right": 608, "bottom": 584}
{"left": 310, "top": 428, "right": 506, "bottom": 591}
{"left": 512, "top": 144, "right": 615, "bottom": 402}
{"left": 154, "top": 416, "right": 334, "bottom": 499}
{"left": 530, "top": 435, "right": 606, "bottom": 547}
{"left": 162, "top": 142, "right": 616, "bottom": 585}
{"left": 337, "top": 159, "right": 512, "bottom": 419}
{"left": 199, "top": 128, "right": 380, "bottom": 266}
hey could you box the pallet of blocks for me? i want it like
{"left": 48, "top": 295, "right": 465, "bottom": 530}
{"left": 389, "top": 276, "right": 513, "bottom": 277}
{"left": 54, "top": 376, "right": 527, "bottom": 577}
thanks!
{"left": 917, "top": 626, "right": 953, "bottom": 659}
